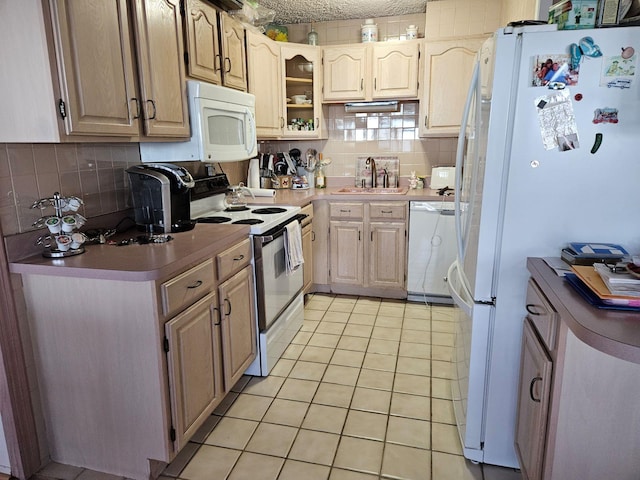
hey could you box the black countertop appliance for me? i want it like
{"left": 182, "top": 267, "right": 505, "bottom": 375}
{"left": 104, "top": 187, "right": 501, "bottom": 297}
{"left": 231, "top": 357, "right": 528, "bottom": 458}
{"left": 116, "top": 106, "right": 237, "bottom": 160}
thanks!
{"left": 126, "top": 163, "right": 195, "bottom": 233}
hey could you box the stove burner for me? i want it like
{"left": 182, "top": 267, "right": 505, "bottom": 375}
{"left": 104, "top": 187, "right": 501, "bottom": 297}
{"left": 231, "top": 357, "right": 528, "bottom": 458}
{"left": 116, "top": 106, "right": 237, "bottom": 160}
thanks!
{"left": 233, "top": 219, "right": 264, "bottom": 225}
{"left": 225, "top": 206, "right": 250, "bottom": 212}
{"left": 195, "top": 216, "right": 232, "bottom": 224}
{"left": 252, "top": 207, "right": 287, "bottom": 214}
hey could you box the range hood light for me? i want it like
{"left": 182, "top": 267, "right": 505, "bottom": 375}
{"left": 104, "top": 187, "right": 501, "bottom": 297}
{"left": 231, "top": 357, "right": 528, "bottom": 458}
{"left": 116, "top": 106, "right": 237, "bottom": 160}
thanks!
{"left": 344, "top": 101, "right": 399, "bottom": 113}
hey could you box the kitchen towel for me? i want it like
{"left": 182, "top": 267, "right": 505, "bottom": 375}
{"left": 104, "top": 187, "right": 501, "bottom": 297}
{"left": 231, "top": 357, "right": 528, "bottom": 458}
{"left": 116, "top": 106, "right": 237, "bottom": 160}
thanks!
{"left": 247, "top": 188, "right": 276, "bottom": 197}
{"left": 284, "top": 220, "right": 304, "bottom": 275}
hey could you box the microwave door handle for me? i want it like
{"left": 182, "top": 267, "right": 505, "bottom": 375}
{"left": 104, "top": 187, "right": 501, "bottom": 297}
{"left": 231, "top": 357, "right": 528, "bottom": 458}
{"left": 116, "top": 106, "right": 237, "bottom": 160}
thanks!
{"left": 246, "top": 107, "right": 256, "bottom": 156}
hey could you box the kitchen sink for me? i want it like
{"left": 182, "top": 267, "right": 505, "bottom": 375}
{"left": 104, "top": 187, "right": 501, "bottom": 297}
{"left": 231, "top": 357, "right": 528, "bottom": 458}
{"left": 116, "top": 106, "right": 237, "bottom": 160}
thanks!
{"left": 332, "top": 186, "right": 409, "bottom": 195}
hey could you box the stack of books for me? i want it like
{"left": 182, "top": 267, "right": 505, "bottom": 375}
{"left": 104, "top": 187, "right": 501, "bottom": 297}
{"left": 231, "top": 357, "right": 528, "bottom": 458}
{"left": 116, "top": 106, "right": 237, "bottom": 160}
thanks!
{"left": 561, "top": 242, "right": 629, "bottom": 266}
{"left": 566, "top": 264, "right": 640, "bottom": 310}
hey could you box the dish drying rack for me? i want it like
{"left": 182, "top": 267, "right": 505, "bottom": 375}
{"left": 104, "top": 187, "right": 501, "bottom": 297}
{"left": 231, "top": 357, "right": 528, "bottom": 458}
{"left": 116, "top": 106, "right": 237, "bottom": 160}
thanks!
{"left": 32, "top": 192, "right": 87, "bottom": 258}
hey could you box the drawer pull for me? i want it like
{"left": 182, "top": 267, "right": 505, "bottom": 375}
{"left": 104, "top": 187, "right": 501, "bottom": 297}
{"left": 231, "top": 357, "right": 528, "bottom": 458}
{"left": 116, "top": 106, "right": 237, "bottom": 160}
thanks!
{"left": 187, "top": 280, "right": 203, "bottom": 289}
{"left": 233, "top": 254, "right": 245, "bottom": 261}
{"left": 381, "top": 210, "right": 392, "bottom": 214}
{"left": 340, "top": 209, "right": 351, "bottom": 213}
{"left": 526, "top": 304, "right": 544, "bottom": 316}
{"left": 529, "top": 376, "right": 542, "bottom": 403}
{"left": 224, "top": 298, "right": 231, "bottom": 316}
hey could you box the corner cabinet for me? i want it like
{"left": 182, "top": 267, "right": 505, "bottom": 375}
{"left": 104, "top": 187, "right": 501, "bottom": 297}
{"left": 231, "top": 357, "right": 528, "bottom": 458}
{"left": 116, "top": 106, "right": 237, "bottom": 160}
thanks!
{"left": 419, "top": 36, "right": 486, "bottom": 137}
{"left": 517, "top": 259, "right": 640, "bottom": 480}
{"left": 322, "top": 41, "right": 421, "bottom": 102}
{"left": 18, "top": 237, "right": 256, "bottom": 480}
{"left": 329, "top": 201, "right": 407, "bottom": 297}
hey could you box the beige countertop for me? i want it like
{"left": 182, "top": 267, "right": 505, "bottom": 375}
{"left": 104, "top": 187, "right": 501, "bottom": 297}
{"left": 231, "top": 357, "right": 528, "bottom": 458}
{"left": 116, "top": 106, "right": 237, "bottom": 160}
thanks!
{"left": 10, "top": 224, "right": 250, "bottom": 282}
{"left": 528, "top": 257, "right": 640, "bottom": 364}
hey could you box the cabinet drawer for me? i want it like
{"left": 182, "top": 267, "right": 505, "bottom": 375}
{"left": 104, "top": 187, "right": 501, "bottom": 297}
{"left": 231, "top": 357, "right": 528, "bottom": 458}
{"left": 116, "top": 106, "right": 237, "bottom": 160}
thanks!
{"left": 217, "top": 238, "right": 252, "bottom": 281}
{"left": 300, "top": 203, "right": 314, "bottom": 226}
{"left": 526, "top": 279, "right": 558, "bottom": 351}
{"left": 330, "top": 202, "right": 364, "bottom": 219}
{"left": 161, "top": 259, "right": 216, "bottom": 317}
{"left": 369, "top": 202, "right": 406, "bottom": 220}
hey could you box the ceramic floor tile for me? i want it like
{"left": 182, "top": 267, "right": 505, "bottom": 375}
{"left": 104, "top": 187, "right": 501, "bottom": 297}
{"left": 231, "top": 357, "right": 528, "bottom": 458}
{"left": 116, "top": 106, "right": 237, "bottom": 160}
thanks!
{"left": 328, "top": 469, "right": 378, "bottom": 480}
{"left": 162, "top": 441, "right": 199, "bottom": 477}
{"left": 289, "top": 360, "right": 328, "bottom": 381}
{"left": 213, "top": 391, "right": 238, "bottom": 415}
{"left": 36, "top": 462, "right": 84, "bottom": 480}
{"left": 230, "top": 375, "right": 251, "bottom": 393}
{"left": 262, "top": 398, "right": 309, "bottom": 427}
{"left": 315, "top": 321, "right": 347, "bottom": 335}
{"left": 362, "top": 352, "right": 397, "bottom": 372}
{"left": 302, "top": 403, "right": 348, "bottom": 434}
{"left": 432, "top": 423, "right": 463, "bottom": 455}
{"left": 324, "top": 311, "right": 351, "bottom": 323}
{"left": 292, "top": 330, "right": 313, "bottom": 344}
{"left": 432, "top": 306, "right": 454, "bottom": 321}
{"left": 186, "top": 414, "right": 221, "bottom": 444}
{"left": 396, "top": 357, "right": 430, "bottom": 376}
{"left": 180, "top": 445, "right": 241, "bottom": 480}
{"left": 343, "top": 410, "right": 387, "bottom": 441}
{"left": 386, "top": 416, "right": 430, "bottom": 449}
{"left": 227, "top": 452, "right": 284, "bottom": 480}
{"left": 330, "top": 349, "right": 366, "bottom": 368}
{"left": 366, "top": 338, "right": 399, "bottom": 355}
{"left": 333, "top": 437, "right": 383, "bottom": 475}
{"left": 400, "top": 329, "right": 431, "bottom": 345}
{"left": 270, "top": 357, "right": 296, "bottom": 377}
{"left": 306, "top": 296, "right": 335, "bottom": 310}
{"left": 300, "top": 345, "right": 336, "bottom": 363}
{"left": 432, "top": 319, "right": 455, "bottom": 333}
{"left": 75, "top": 470, "right": 123, "bottom": 480}
{"left": 482, "top": 464, "right": 523, "bottom": 480}
{"left": 277, "top": 378, "right": 320, "bottom": 402}
{"left": 432, "top": 360, "right": 452, "bottom": 379}
{"left": 402, "top": 317, "right": 430, "bottom": 331}
{"left": 242, "top": 375, "right": 285, "bottom": 397}
{"left": 356, "top": 368, "right": 394, "bottom": 391}
{"left": 350, "top": 387, "right": 392, "bottom": 414}
{"left": 432, "top": 397, "right": 456, "bottom": 424}
{"left": 204, "top": 417, "right": 258, "bottom": 449}
{"left": 351, "top": 304, "right": 380, "bottom": 315}
{"left": 278, "top": 460, "right": 330, "bottom": 480}
{"left": 378, "top": 305, "right": 405, "bottom": 317}
{"left": 432, "top": 345, "right": 453, "bottom": 362}
{"left": 323, "top": 364, "right": 360, "bottom": 386}
{"left": 224, "top": 394, "right": 272, "bottom": 421}
{"left": 432, "top": 331, "right": 454, "bottom": 347}
{"left": 244, "top": 423, "right": 298, "bottom": 457}
{"left": 337, "top": 335, "right": 370, "bottom": 352}
{"left": 390, "top": 392, "right": 430, "bottom": 420}
{"left": 301, "top": 319, "right": 321, "bottom": 331}
{"left": 343, "top": 324, "right": 374, "bottom": 338}
{"left": 304, "top": 309, "right": 325, "bottom": 320}
{"left": 308, "top": 332, "right": 341, "bottom": 348}
{"left": 288, "top": 429, "right": 340, "bottom": 465}
{"left": 398, "top": 341, "right": 431, "bottom": 359}
{"left": 393, "top": 373, "right": 431, "bottom": 397}
{"left": 328, "top": 302, "right": 355, "bottom": 313}
{"left": 431, "top": 378, "right": 452, "bottom": 400}
{"left": 371, "top": 326, "right": 401, "bottom": 341}
{"left": 374, "top": 315, "right": 404, "bottom": 329}
{"left": 381, "top": 443, "right": 431, "bottom": 480}
{"left": 282, "top": 343, "right": 305, "bottom": 360}
{"left": 403, "top": 305, "right": 430, "bottom": 320}
{"left": 312, "top": 382, "right": 355, "bottom": 408}
{"left": 348, "top": 313, "right": 377, "bottom": 325}
{"left": 431, "top": 452, "right": 483, "bottom": 480}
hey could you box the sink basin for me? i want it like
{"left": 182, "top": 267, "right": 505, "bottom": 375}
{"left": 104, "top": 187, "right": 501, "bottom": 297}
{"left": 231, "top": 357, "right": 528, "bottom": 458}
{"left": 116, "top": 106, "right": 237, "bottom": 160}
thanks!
{"left": 332, "top": 186, "right": 409, "bottom": 195}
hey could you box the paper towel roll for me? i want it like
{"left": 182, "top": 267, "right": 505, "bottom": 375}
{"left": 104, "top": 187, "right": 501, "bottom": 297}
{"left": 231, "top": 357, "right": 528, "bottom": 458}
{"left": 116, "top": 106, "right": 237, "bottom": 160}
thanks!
{"left": 247, "top": 188, "right": 276, "bottom": 197}
{"left": 247, "top": 157, "right": 260, "bottom": 189}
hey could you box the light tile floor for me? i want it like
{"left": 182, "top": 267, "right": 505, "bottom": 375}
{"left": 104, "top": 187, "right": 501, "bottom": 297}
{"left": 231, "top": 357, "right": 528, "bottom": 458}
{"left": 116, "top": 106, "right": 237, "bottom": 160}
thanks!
{"left": 160, "top": 294, "right": 523, "bottom": 480}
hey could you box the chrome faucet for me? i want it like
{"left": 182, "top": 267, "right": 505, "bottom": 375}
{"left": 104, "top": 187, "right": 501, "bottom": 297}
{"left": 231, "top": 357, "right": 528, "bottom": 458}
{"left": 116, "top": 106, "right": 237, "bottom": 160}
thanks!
{"left": 366, "top": 157, "right": 377, "bottom": 187}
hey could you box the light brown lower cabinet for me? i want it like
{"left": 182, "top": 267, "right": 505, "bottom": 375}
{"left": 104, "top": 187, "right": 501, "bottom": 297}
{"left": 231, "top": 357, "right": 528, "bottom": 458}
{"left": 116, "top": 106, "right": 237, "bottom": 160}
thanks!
{"left": 20, "top": 239, "right": 256, "bottom": 480}
{"left": 517, "top": 265, "right": 640, "bottom": 480}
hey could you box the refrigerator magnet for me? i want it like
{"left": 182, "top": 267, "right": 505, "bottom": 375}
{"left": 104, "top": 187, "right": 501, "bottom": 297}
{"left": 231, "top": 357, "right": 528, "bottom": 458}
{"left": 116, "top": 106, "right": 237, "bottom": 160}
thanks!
{"left": 592, "top": 108, "right": 619, "bottom": 124}
{"left": 600, "top": 52, "right": 636, "bottom": 88}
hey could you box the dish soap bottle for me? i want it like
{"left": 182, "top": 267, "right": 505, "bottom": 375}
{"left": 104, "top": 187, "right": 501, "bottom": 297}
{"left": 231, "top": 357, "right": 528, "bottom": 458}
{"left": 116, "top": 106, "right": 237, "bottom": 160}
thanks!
{"left": 315, "top": 153, "right": 326, "bottom": 188}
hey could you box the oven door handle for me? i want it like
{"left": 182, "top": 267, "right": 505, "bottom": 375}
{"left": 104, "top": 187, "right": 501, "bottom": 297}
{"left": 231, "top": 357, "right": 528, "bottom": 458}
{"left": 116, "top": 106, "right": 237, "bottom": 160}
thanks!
{"left": 255, "top": 214, "right": 307, "bottom": 246}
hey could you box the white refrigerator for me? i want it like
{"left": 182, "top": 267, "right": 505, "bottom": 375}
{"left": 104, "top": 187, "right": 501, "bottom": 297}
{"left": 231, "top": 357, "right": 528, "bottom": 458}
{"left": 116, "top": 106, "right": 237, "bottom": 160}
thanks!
{"left": 448, "top": 24, "right": 640, "bottom": 468}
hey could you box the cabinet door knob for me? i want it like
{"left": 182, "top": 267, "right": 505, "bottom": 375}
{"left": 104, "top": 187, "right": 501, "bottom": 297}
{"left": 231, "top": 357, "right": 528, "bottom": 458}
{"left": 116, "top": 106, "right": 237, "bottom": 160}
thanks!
{"left": 529, "top": 376, "right": 543, "bottom": 403}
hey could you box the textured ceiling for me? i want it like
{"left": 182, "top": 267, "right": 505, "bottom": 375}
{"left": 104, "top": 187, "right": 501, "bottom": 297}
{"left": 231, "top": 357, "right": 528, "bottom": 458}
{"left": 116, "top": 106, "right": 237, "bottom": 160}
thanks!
{"left": 257, "top": 0, "right": 428, "bottom": 24}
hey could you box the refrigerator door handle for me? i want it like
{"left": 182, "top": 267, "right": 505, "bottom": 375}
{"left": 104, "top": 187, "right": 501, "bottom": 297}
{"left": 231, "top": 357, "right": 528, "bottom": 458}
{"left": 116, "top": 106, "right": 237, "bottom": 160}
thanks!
{"left": 447, "top": 260, "right": 473, "bottom": 317}
{"left": 454, "top": 60, "right": 480, "bottom": 263}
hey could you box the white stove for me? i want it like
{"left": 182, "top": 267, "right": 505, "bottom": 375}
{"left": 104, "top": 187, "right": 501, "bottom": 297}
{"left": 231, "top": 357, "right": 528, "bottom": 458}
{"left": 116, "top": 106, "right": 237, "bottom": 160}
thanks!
{"left": 190, "top": 180, "right": 301, "bottom": 235}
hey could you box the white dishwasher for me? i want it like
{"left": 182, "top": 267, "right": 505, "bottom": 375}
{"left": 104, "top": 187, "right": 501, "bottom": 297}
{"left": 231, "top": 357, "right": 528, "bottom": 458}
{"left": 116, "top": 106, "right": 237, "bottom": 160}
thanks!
{"left": 407, "top": 201, "right": 456, "bottom": 304}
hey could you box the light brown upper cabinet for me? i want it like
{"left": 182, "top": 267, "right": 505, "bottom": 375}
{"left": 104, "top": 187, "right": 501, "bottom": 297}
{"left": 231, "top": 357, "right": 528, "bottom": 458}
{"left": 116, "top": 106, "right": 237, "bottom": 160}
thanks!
{"left": 183, "top": 0, "right": 223, "bottom": 85}
{"left": 220, "top": 12, "right": 248, "bottom": 91}
{"left": 322, "top": 41, "right": 421, "bottom": 102}
{"left": 0, "top": 0, "right": 189, "bottom": 141}
{"left": 419, "top": 36, "right": 486, "bottom": 137}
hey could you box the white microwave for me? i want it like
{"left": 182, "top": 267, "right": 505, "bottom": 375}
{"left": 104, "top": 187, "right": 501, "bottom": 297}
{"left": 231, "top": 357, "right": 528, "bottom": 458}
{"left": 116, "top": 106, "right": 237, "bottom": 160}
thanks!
{"left": 140, "top": 81, "right": 257, "bottom": 163}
